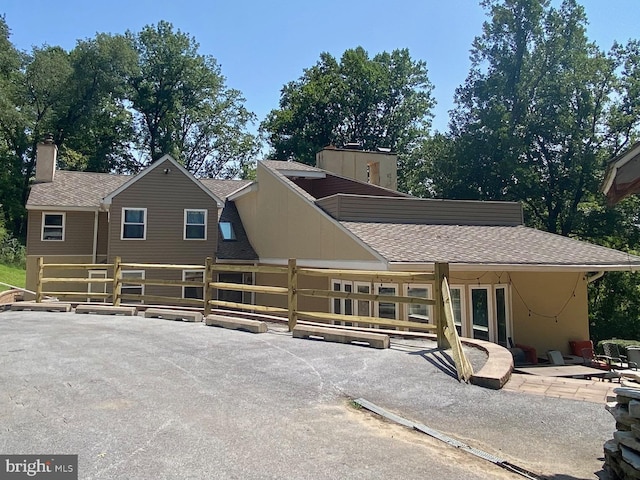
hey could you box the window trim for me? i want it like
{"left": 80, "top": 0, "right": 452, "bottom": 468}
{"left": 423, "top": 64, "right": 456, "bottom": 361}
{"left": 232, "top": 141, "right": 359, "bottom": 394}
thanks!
{"left": 469, "top": 284, "right": 494, "bottom": 342}
{"left": 449, "top": 285, "right": 467, "bottom": 337}
{"left": 182, "top": 269, "right": 205, "bottom": 299}
{"left": 121, "top": 208, "right": 147, "bottom": 240}
{"left": 121, "top": 270, "right": 145, "bottom": 304}
{"left": 87, "top": 269, "right": 108, "bottom": 303}
{"left": 219, "top": 221, "right": 236, "bottom": 241}
{"left": 404, "top": 283, "right": 432, "bottom": 323}
{"left": 184, "top": 209, "right": 207, "bottom": 241}
{"left": 494, "top": 284, "right": 512, "bottom": 348}
{"left": 41, "top": 212, "right": 65, "bottom": 241}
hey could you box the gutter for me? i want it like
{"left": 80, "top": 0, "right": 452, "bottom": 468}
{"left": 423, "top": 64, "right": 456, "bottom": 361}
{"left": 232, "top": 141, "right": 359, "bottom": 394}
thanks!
{"left": 586, "top": 271, "right": 605, "bottom": 284}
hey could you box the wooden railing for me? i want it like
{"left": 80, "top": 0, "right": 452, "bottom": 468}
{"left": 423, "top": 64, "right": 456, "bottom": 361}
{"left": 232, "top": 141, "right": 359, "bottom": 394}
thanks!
{"left": 36, "top": 257, "right": 451, "bottom": 346}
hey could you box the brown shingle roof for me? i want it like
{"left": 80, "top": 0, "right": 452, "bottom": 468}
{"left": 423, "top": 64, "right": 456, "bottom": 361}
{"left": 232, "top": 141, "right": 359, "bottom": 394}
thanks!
{"left": 341, "top": 222, "right": 640, "bottom": 268}
{"left": 28, "top": 171, "right": 131, "bottom": 208}
{"left": 261, "top": 160, "right": 324, "bottom": 172}
{"left": 27, "top": 171, "right": 252, "bottom": 208}
{"left": 199, "top": 179, "right": 253, "bottom": 199}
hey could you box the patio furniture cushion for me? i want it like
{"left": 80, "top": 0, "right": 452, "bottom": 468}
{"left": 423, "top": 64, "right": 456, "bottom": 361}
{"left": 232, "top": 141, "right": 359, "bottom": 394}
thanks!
{"left": 569, "top": 340, "right": 594, "bottom": 357}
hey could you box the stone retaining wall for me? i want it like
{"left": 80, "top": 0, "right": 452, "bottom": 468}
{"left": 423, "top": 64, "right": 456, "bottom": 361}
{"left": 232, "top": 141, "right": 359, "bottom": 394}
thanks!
{"left": 604, "top": 387, "right": 640, "bottom": 479}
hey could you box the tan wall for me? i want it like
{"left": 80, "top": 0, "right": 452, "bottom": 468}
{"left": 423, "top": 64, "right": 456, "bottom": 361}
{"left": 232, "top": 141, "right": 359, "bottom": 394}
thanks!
{"left": 27, "top": 210, "right": 96, "bottom": 256}
{"left": 109, "top": 158, "right": 218, "bottom": 264}
{"left": 316, "top": 149, "right": 398, "bottom": 191}
{"left": 234, "top": 165, "right": 380, "bottom": 263}
{"left": 255, "top": 271, "right": 329, "bottom": 314}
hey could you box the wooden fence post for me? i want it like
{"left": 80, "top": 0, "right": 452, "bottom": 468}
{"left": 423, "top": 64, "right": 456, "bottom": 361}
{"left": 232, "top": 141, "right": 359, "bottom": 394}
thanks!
{"left": 288, "top": 258, "right": 298, "bottom": 331}
{"left": 204, "top": 257, "right": 213, "bottom": 316}
{"left": 36, "top": 257, "right": 44, "bottom": 303}
{"left": 113, "top": 256, "right": 122, "bottom": 306}
{"left": 434, "top": 262, "right": 450, "bottom": 349}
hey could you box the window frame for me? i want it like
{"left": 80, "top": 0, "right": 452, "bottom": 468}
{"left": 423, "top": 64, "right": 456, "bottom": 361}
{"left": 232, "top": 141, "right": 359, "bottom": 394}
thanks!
{"left": 494, "top": 284, "right": 512, "bottom": 348}
{"left": 184, "top": 209, "right": 207, "bottom": 241}
{"left": 449, "top": 285, "right": 467, "bottom": 337}
{"left": 219, "top": 221, "right": 236, "bottom": 241}
{"left": 182, "top": 269, "right": 205, "bottom": 300}
{"left": 41, "top": 212, "right": 65, "bottom": 241}
{"left": 469, "top": 284, "right": 494, "bottom": 342}
{"left": 87, "top": 269, "right": 108, "bottom": 303}
{"left": 404, "top": 283, "right": 432, "bottom": 323}
{"left": 374, "top": 283, "right": 399, "bottom": 320}
{"left": 121, "top": 270, "right": 145, "bottom": 304}
{"left": 121, "top": 208, "right": 147, "bottom": 240}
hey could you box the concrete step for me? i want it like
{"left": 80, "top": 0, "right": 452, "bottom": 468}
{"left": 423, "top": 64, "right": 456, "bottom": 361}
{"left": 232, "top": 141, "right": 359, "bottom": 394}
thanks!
{"left": 10, "top": 302, "right": 72, "bottom": 313}
{"left": 75, "top": 304, "right": 136, "bottom": 316}
{"left": 205, "top": 314, "right": 267, "bottom": 333}
{"left": 293, "top": 324, "right": 389, "bottom": 349}
{"left": 144, "top": 308, "right": 203, "bottom": 322}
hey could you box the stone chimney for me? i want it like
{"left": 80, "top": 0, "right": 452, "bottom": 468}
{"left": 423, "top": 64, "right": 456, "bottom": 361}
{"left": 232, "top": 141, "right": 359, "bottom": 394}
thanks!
{"left": 35, "top": 134, "right": 57, "bottom": 183}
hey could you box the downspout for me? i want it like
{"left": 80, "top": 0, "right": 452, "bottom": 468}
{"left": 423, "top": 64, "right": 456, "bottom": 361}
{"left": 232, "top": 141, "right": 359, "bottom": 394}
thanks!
{"left": 586, "top": 271, "right": 605, "bottom": 284}
{"left": 92, "top": 210, "right": 99, "bottom": 263}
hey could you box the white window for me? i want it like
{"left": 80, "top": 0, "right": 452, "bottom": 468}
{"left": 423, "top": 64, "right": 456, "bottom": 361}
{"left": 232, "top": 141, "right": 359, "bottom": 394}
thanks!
{"left": 449, "top": 285, "right": 466, "bottom": 337}
{"left": 469, "top": 285, "right": 493, "bottom": 342}
{"left": 121, "top": 270, "right": 144, "bottom": 303}
{"left": 375, "top": 283, "right": 398, "bottom": 320}
{"left": 88, "top": 269, "right": 107, "bottom": 303}
{"left": 355, "top": 282, "right": 371, "bottom": 317}
{"left": 41, "top": 212, "right": 65, "bottom": 241}
{"left": 184, "top": 209, "right": 207, "bottom": 240}
{"left": 495, "top": 284, "right": 511, "bottom": 348}
{"left": 121, "top": 208, "right": 146, "bottom": 240}
{"left": 331, "top": 280, "right": 354, "bottom": 325}
{"left": 405, "top": 284, "right": 432, "bottom": 323}
{"left": 183, "top": 270, "right": 204, "bottom": 299}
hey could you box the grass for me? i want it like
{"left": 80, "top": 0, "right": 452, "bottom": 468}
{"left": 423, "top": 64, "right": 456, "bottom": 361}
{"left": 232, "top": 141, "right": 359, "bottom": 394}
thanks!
{"left": 0, "top": 263, "right": 26, "bottom": 292}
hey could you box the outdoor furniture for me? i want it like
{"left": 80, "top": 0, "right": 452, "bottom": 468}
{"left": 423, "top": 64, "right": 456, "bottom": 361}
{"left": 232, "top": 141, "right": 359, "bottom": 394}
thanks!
{"left": 580, "top": 347, "right": 613, "bottom": 371}
{"left": 626, "top": 347, "right": 640, "bottom": 369}
{"left": 602, "top": 342, "right": 638, "bottom": 370}
{"left": 547, "top": 350, "right": 565, "bottom": 365}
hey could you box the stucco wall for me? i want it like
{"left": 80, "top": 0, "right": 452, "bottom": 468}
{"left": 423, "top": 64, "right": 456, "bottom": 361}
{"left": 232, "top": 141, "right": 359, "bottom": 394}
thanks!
{"left": 234, "top": 165, "right": 380, "bottom": 264}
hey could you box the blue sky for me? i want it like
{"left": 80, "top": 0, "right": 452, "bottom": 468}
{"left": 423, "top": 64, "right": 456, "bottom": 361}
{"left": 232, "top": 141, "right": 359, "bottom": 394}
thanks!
{"left": 2, "top": 0, "right": 639, "bottom": 133}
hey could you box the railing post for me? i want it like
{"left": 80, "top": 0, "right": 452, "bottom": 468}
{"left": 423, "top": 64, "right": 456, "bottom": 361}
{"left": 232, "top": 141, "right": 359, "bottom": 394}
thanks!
{"left": 288, "top": 258, "right": 298, "bottom": 331}
{"left": 36, "top": 257, "right": 44, "bottom": 302}
{"left": 434, "top": 262, "right": 450, "bottom": 349}
{"left": 113, "top": 256, "right": 122, "bottom": 306}
{"left": 204, "top": 257, "right": 213, "bottom": 316}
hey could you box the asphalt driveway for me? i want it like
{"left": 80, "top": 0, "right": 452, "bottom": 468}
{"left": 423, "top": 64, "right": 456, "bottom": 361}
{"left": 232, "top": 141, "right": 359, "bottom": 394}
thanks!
{"left": 0, "top": 311, "right": 613, "bottom": 479}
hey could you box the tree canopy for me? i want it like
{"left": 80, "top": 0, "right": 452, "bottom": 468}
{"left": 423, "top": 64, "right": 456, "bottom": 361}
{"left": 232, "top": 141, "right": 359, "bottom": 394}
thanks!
{"left": 0, "top": 18, "right": 258, "bottom": 237}
{"left": 261, "top": 47, "right": 434, "bottom": 165}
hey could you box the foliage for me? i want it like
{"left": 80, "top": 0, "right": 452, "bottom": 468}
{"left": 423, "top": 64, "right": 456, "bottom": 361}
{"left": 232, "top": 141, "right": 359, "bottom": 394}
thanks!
{"left": 0, "top": 222, "right": 25, "bottom": 267}
{"left": 262, "top": 47, "right": 434, "bottom": 165}
{"left": 127, "top": 21, "right": 259, "bottom": 178}
{"left": 430, "top": 0, "right": 640, "bottom": 237}
{"left": 0, "top": 262, "right": 25, "bottom": 291}
{"left": 0, "top": 18, "right": 259, "bottom": 239}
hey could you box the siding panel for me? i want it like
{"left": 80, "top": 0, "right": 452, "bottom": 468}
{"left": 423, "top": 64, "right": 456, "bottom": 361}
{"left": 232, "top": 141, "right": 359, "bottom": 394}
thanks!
{"left": 27, "top": 210, "right": 96, "bottom": 255}
{"left": 316, "top": 194, "right": 523, "bottom": 226}
{"left": 109, "top": 158, "right": 218, "bottom": 264}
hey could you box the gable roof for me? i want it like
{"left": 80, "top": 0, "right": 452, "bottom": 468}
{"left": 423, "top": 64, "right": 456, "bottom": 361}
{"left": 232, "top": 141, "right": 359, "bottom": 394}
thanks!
{"left": 341, "top": 222, "right": 640, "bottom": 271}
{"left": 102, "top": 155, "right": 223, "bottom": 207}
{"left": 199, "top": 178, "right": 252, "bottom": 199}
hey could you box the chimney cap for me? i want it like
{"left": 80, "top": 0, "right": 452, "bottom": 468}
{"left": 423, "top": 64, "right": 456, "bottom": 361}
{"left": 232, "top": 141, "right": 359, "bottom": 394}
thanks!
{"left": 343, "top": 142, "right": 363, "bottom": 150}
{"left": 43, "top": 133, "right": 55, "bottom": 144}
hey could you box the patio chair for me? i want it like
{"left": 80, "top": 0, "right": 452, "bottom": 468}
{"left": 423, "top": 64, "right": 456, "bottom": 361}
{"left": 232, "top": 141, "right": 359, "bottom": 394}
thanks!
{"left": 626, "top": 347, "right": 640, "bottom": 370}
{"left": 580, "top": 347, "right": 612, "bottom": 371}
{"left": 547, "top": 350, "right": 565, "bottom": 365}
{"left": 602, "top": 342, "right": 638, "bottom": 370}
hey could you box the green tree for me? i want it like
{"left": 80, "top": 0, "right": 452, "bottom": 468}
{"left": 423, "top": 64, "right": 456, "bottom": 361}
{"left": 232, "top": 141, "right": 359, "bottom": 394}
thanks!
{"left": 262, "top": 47, "right": 434, "bottom": 165}
{"left": 436, "top": 0, "right": 640, "bottom": 236}
{"left": 128, "top": 21, "right": 258, "bottom": 178}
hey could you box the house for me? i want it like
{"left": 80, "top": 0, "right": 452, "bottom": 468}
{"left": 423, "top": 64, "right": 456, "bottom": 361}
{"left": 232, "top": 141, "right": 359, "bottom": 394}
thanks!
{"left": 25, "top": 139, "right": 640, "bottom": 356}
{"left": 603, "top": 141, "right": 640, "bottom": 205}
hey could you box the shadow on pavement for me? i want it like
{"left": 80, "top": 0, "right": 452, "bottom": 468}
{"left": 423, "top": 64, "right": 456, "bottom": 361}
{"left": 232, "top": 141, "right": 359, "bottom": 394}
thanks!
{"left": 408, "top": 348, "right": 458, "bottom": 380}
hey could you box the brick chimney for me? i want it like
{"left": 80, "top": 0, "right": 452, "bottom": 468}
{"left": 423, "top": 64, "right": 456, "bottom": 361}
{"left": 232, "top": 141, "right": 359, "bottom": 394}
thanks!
{"left": 35, "top": 134, "right": 57, "bottom": 183}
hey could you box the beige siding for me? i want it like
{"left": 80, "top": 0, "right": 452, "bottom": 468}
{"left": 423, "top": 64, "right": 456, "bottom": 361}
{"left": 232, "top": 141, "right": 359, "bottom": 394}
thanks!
{"left": 27, "top": 210, "right": 96, "bottom": 256}
{"left": 255, "top": 271, "right": 328, "bottom": 314}
{"left": 109, "top": 158, "right": 218, "bottom": 264}
{"left": 234, "top": 165, "right": 380, "bottom": 263}
{"left": 316, "top": 195, "right": 524, "bottom": 226}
